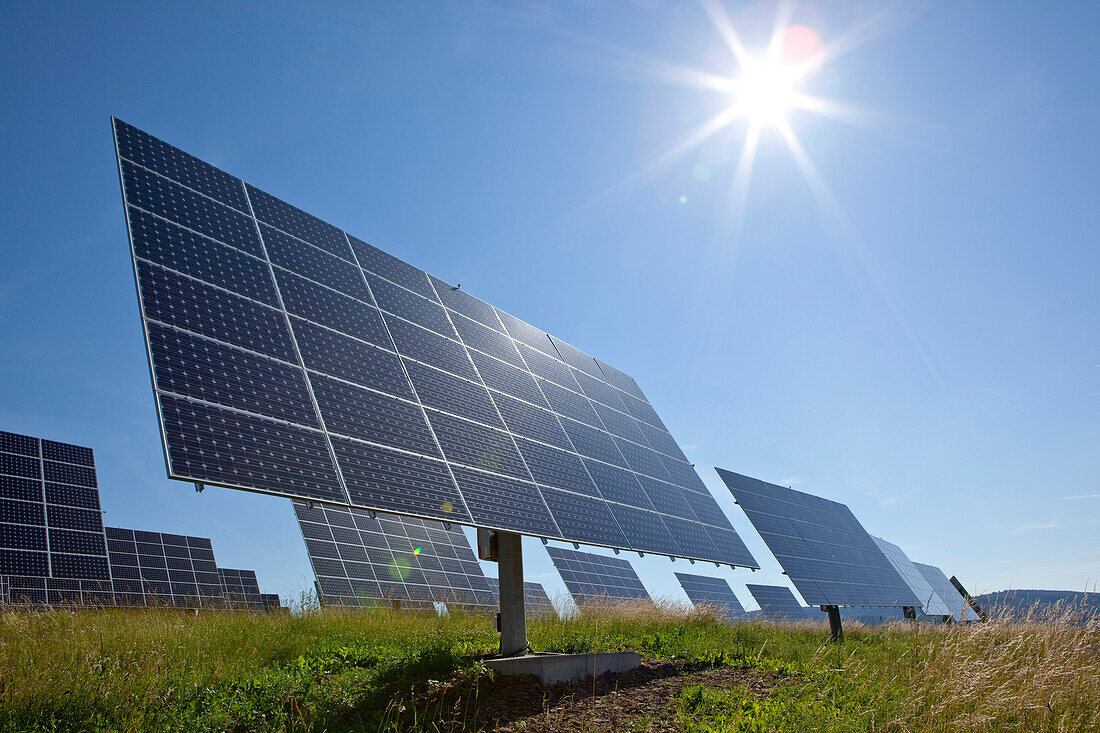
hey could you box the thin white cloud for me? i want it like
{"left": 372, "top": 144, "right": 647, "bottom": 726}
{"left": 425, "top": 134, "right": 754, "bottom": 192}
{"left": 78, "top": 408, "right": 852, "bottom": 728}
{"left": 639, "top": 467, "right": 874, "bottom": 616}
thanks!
{"left": 1010, "top": 520, "right": 1061, "bottom": 536}
{"left": 1059, "top": 494, "right": 1100, "bottom": 501}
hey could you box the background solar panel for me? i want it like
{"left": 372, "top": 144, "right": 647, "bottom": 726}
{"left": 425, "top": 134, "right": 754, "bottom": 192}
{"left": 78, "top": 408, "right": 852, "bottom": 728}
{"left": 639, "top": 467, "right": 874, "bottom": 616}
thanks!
{"left": 546, "top": 546, "right": 651, "bottom": 606}
{"left": 913, "top": 563, "right": 981, "bottom": 622}
{"left": 1, "top": 429, "right": 113, "bottom": 604}
{"left": 675, "top": 572, "right": 745, "bottom": 621}
{"left": 746, "top": 584, "right": 816, "bottom": 620}
{"left": 873, "top": 536, "right": 952, "bottom": 616}
{"left": 293, "top": 500, "right": 496, "bottom": 611}
{"left": 260, "top": 593, "right": 282, "bottom": 612}
{"left": 105, "top": 527, "right": 224, "bottom": 608}
{"left": 115, "top": 120, "right": 756, "bottom": 569}
{"left": 219, "top": 568, "right": 263, "bottom": 609}
{"left": 717, "top": 468, "right": 919, "bottom": 608}
{"left": 484, "top": 576, "right": 557, "bottom": 617}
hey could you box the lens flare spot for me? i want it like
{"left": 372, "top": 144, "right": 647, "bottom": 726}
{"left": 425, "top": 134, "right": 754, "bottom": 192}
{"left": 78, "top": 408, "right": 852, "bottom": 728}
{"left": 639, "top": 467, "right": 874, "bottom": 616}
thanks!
{"left": 693, "top": 164, "right": 711, "bottom": 182}
{"left": 778, "top": 25, "right": 825, "bottom": 78}
{"left": 679, "top": 195, "right": 688, "bottom": 204}
{"left": 414, "top": 547, "right": 421, "bottom": 555}
{"left": 388, "top": 555, "right": 413, "bottom": 581}
{"left": 441, "top": 501, "right": 453, "bottom": 513}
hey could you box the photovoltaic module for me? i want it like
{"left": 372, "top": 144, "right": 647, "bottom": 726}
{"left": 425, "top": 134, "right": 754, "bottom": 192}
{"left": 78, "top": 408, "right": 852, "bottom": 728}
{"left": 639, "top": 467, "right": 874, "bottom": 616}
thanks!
{"left": 675, "top": 571, "right": 745, "bottom": 620}
{"left": 114, "top": 119, "right": 756, "bottom": 568}
{"left": 546, "top": 545, "right": 651, "bottom": 607}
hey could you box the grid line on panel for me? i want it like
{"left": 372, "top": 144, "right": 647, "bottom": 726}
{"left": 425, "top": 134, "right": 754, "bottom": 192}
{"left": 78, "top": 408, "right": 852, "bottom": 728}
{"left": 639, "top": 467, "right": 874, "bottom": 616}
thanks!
{"left": 344, "top": 232, "right": 474, "bottom": 525}
{"left": 240, "top": 181, "right": 353, "bottom": 507}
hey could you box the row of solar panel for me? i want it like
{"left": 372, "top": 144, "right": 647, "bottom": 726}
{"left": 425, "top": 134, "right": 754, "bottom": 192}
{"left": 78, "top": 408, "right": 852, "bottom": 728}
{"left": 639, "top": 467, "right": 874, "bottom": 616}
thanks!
{"left": 116, "top": 119, "right": 758, "bottom": 568}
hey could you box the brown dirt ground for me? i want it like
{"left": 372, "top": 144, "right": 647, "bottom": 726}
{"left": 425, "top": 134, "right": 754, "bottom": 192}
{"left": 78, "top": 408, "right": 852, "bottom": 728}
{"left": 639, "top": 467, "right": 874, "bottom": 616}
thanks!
{"left": 416, "top": 659, "right": 796, "bottom": 732}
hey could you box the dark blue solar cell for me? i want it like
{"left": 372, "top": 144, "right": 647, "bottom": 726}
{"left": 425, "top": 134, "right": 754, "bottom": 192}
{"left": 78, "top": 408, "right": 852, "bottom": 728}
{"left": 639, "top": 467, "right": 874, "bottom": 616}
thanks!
{"left": 495, "top": 308, "right": 557, "bottom": 356}
{"left": 539, "top": 488, "right": 626, "bottom": 547}
{"left": 48, "top": 529, "right": 106, "bottom": 556}
{"left": 276, "top": 270, "right": 390, "bottom": 347}
{"left": 40, "top": 440, "right": 94, "bottom": 467}
{"left": 159, "top": 394, "right": 345, "bottom": 503}
{"left": 147, "top": 323, "right": 319, "bottom": 427}
{"left": 333, "top": 438, "right": 468, "bottom": 523}
{"left": 51, "top": 553, "right": 110, "bottom": 580}
{"left": 572, "top": 369, "right": 627, "bottom": 411}
{"left": 591, "top": 402, "right": 647, "bottom": 444}
{"left": 682, "top": 490, "right": 733, "bottom": 529}
{"left": 706, "top": 526, "right": 758, "bottom": 568}
{"left": 581, "top": 459, "right": 652, "bottom": 508}
{"left": 43, "top": 462, "right": 97, "bottom": 488}
{"left": 311, "top": 375, "right": 439, "bottom": 457}
{"left": 450, "top": 467, "right": 560, "bottom": 538}
{"left": 404, "top": 360, "right": 504, "bottom": 429}
{"left": 519, "top": 344, "right": 580, "bottom": 390}
{"left": 425, "top": 410, "right": 527, "bottom": 479}
{"left": 263, "top": 224, "right": 370, "bottom": 301}
{"left": 615, "top": 439, "right": 672, "bottom": 482}
{"left": 638, "top": 422, "right": 688, "bottom": 462}
{"left": 0, "top": 453, "right": 41, "bottom": 480}
{"left": 384, "top": 317, "right": 478, "bottom": 382}
{"left": 547, "top": 336, "right": 603, "bottom": 379}
{"left": 636, "top": 476, "right": 697, "bottom": 520}
{"left": 594, "top": 358, "right": 648, "bottom": 402}
{"left": 452, "top": 313, "right": 524, "bottom": 367}
{"left": 245, "top": 184, "right": 352, "bottom": 260}
{"left": 660, "top": 456, "right": 709, "bottom": 493}
{"left": 45, "top": 505, "right": 103, "bottom": 532}
{"left": 114, "top": 120, "right": 249, "bottom": 212}
{"left": 1, "top": 476, "right": 42, "bottom": 502}
{"left": 677, "top": 573, "right": 745, "bottom": 619}
{"left": 347, "top": 235, "right": 436, "bottom": 299}
{"left": 537, "top": 380, "right": 599, "bottom": 428}
{"left": 620, "top": 392, "right": 667, "bottom": 430}
{"left": 293, "top": 318, "right": 411, "bottom": 400}
{"left": 607, "top": 504, "right": 681, "bottom": 557}
{"left": 560, "top": 418, "right": 626, "bottom": 468}
{"left": 663, "top": 516, "right": 720, "bottom": 563}
{"left": 0, "top": 431, "right": 38, "bottom": 457}
{"left": 0, "top": 523, "right": 46, "bottom": 551}
{"left": 122, "top": 161, "right": 263, "bottom": 257}
{"left": 469, "top": 351, "right": 548, "bottom": 408}
{"left": 492, "top": 393, "right": 571, "bottom": 450}
{"left": 367, "top": 274, "right": 455, "bottom": 337}
{"left": 138, "top": 262, "right": 297, "bottom": 363}
{"left": 429, "top": 276, "right": 502, "bottom": 330}
{"left": 514, "top": 438, "right": 600, "bottom": 497}
{"left": 0, "top": 549, "right": 49, "bottom": 577}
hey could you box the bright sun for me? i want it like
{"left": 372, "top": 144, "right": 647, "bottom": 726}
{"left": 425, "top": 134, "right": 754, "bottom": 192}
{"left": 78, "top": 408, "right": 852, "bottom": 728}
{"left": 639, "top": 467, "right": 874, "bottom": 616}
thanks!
{"left": 735, "top": 57, "right": 799, "bottom": 124}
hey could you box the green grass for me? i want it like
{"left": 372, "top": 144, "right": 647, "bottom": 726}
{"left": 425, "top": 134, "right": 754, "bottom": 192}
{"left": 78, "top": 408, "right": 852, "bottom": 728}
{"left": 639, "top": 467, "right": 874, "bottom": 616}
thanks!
{"left": 1, "top": 601, "right": 1097, "bottom": 731}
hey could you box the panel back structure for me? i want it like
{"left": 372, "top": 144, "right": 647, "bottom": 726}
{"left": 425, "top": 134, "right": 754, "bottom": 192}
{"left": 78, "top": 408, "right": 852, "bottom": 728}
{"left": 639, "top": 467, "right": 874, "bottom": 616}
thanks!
{"left": 746, "top": 584, "right": 816, "bottom": 620}
{"left": 484, "top": 576, "right": 557, "bottom": 617}
{"left": 219, "top": 568, "right": 263, "bottom": 609}
{"left": 675, "top": 572, "right": 745, "bottom": 621}
{"left": 114, "top": 120, "right": 756, "bottom": 569}
{"left": 1, "top": 429, "right": 113, "bottom": 605}
{"left": 873, "top": 537, "right": 952, "bottom": 616}
{"left": 106, "top": 527, "right": 224, "bottom": 608}
{"left": 913, "top": 563, "right": 981, "bottom": 622}
{"left": 717, "top": 468, "right": 919, "bottom": 608}
{"left": 546, "top": 546, "right": 651, "bottom": 607}
{"left": 293, "top": 500, "right": 496, "bottom": 611}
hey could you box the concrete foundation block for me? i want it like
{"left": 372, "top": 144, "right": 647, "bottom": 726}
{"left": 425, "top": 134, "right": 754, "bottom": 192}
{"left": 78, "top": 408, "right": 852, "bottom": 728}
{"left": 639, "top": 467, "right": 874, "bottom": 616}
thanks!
{"left": 484, "top": 651, "right": 641, "bottom": 685}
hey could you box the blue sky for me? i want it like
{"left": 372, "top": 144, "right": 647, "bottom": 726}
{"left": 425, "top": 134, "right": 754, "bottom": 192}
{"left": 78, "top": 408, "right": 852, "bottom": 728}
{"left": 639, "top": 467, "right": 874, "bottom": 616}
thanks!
{"left": 1, "top": 1, "right": 1096, "bottom": 609}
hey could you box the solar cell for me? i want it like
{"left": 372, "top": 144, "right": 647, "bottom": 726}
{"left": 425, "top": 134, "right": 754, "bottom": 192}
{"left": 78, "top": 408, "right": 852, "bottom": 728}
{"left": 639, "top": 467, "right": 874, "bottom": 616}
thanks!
{"left": 1, "top": 430, "right": 112, "bottom": 604}
{"left": 293, "top": 500, "right": 496, "bottom": 611}
{"left": 484, "top": 576, "right": 557, "bottom": 617}
{"left": 105, "top": 527, "right": 225, "bottom": 608}
{"left": 115, "top": 120, "right": 756, "bottom": 568}
{"left": 717, "top": 468, "right": 919, "bottom": 608}
{"left": 912, "top": 563, "right": 981, "bottom": 622}
{"left": 746, "top": 583, "right": 816, "bottom": 620}
{"left": 219, "top": 567, "right": 263, "bottom": 609}
{"left": 872, "top": 537, "right": 952, "bottom": 617}
{"left": 675, "top": 572, "right": 745, "bottom": 621}
{"left": 546, "top": 546, "right": 652, "bottom": 607}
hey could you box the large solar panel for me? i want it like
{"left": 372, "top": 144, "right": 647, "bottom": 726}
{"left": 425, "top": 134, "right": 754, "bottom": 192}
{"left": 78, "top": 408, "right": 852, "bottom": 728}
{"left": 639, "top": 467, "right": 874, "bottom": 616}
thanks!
{"left": 913, "top": 563, "right": 981, "bottom": 622}
{"left": 546, "top": 546, "right": 651, "bottom": 606}
{"left": 746, "top": 583, "right": 816, "bottom": 620}
{"left": 873, "top": 537, "right": 952, "bottom": 616}
{"left": 484, "top": 576, "right": 557, "bottom": 617}
{"left": 1, "top": 429, "right": 113, "bottom": 604}
{"left": 114, "top": 120, "right": 756, "bottom": 569}
{"left": 675, "top": 572, "right": 745, "bottom": 621}
{"left": 219, "top": 567, "right": 263, "bottom": 609}
{"left": 105, "top": 527, "right": 225, "bottom": 608}
{"left": 293, "top": 500, "right": 496, "bottom": 611}
{"left": 717, "top": 468, "right": 919, "bottom": 607}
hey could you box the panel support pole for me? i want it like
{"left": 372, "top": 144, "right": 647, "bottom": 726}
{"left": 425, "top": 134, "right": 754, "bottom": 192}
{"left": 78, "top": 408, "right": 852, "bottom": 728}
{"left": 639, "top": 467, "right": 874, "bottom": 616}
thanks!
{"left": 497, "top": 531, "right": 528, "bottom": 657}
{"left": 826, "top": 605, "right": 843, "bottom": 642}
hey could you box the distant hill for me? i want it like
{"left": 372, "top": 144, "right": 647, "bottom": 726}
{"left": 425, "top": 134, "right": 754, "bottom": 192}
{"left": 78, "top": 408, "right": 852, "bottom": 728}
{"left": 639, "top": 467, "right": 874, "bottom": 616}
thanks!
{"left": 974, "top": 590, "right": 1100, "bottom": 622}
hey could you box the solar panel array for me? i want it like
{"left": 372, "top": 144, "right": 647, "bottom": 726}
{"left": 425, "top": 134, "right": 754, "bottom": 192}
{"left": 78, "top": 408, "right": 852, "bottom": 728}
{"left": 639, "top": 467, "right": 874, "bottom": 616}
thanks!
{"left": 114, "top": 119, "right": 757, "bottom": 568}
{"left": 1, "top": 430, "right": 114, "bottom": 604}
{"left": 913, "top": 563, "right": 981, "bottom": 622}
{"left": 675, "top": 572, "right": 745, "bottom": 620}
{"left": 106, "top": 527, "right": 224, "bottom": 607}
{"left": 873, "top": 536, "right": 952, "bottom": 616}
{"left": 484, "top": 576, "right": 557, "bottom": 617}
{"left": 746, "top": 584, "right": 816, "bottom": 620}
{"left": 717, "top": 469, "right": 919, "bottom": 607}
{"left": 261, "top": 593, "right": 282, "bottom": 611}
{"left": 546, "top": 546, "right": 651, "bottom": 606}
{"left": 219, "top": 567, "right": 263, "bottom": 609}
{"left": 293, "top": 500, "right": 496, "bottom": 610}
